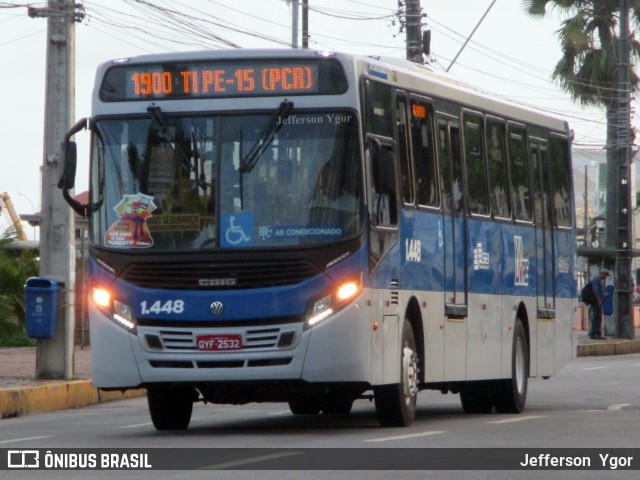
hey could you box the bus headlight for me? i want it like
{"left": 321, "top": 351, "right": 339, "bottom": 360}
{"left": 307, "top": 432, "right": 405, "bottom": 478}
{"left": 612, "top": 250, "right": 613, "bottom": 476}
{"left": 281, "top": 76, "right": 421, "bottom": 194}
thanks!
{"left": 305, "top": 276, "right": 362, "bottom": 329}
{"left": 92, "top": 287, "right": 137, "bottom": 333}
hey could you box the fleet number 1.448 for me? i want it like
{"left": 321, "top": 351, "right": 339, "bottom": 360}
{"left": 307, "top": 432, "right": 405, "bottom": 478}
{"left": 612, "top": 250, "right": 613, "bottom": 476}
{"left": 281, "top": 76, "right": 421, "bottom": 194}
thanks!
{"left": 140, "top": 300, "right": 184, "bottom": 315}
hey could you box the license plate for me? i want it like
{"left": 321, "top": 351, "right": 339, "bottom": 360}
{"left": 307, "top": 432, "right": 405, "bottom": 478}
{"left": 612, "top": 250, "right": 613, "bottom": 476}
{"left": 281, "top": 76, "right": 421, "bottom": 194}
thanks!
{"left": 196, "top": 334, "right": 242, "bottom": 351}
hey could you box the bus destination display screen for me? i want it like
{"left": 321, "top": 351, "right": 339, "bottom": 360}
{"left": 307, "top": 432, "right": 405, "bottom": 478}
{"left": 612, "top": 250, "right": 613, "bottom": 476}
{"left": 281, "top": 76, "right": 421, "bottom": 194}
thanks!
{"left": 100, "top": 59, "right": 348, "bottom": 101}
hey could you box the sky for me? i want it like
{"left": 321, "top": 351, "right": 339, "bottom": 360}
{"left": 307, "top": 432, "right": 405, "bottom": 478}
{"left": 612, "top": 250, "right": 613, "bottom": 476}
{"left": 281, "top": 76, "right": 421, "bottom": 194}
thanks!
{"left": 0, "top": 0, "right": 622, "bottom": 238}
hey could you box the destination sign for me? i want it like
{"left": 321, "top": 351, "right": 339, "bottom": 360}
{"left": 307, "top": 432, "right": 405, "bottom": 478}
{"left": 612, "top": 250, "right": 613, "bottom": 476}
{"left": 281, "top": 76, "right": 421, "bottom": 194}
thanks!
{"left": 100, "top": 59, "right": 347, "bottom": 101}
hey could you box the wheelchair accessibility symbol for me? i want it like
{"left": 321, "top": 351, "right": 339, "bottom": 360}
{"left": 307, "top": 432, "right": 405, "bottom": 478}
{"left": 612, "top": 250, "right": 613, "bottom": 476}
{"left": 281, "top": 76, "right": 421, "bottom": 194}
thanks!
{"left": 221, "top": 213, "right": 254, "bottom": 248}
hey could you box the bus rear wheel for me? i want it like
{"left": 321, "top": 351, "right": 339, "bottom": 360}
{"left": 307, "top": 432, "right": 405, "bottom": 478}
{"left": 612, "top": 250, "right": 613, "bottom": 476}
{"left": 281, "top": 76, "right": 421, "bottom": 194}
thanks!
{"left": 374, "top": 319, "right": 419, "bottom": 427}
{"left": 491, "top": 318, "right": 528, "bottom": 413}
{"left": 147, "top": 385, "right": 195, "bottom": 430}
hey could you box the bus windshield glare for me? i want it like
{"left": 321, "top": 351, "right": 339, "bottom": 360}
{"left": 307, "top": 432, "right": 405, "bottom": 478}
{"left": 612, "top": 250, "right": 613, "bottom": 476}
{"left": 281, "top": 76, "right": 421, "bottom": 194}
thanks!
{"left": 89, "top": 110, "right": 363, "bottom": 251}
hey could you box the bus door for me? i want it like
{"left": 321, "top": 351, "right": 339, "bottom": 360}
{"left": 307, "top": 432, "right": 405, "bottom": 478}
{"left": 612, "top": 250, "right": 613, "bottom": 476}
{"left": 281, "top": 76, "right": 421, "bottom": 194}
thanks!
{"left": 530, "top": 139, "right": 555, "bottom": 375}
{"left": 437, "top": 117, "right": 467, "bottom": 380}
{"left": 438, "top": 118, "right": 468, "bottom": 314}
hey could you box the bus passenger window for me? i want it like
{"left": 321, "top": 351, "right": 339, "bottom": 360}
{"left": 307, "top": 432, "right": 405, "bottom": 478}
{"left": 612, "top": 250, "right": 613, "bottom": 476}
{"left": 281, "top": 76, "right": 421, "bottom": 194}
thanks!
{"left": 411, "top": 99, "right": 438, "bottom": 207}
{"left": 463, "top": 115, "right": 489, "bottom": 216}
{"left": 364, "top": 79, "right": 394, "bottom": 138}
{"left": 550, "top": 136, "right": 572, "bottom": 227}
{"left": 486, "top": 120, "right": 510, "bottom": 218}
{"left": 396, "top": 93, "right": 413, "bottom": 205}
{"left": 508, "top": 127, "right": 532, "bottom": 222}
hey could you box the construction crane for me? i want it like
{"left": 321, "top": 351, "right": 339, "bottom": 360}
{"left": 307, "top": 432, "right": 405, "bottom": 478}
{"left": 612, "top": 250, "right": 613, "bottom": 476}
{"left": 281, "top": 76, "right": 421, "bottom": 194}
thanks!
{"left": 0, "top": 192, "right": 27, "bottom": 241}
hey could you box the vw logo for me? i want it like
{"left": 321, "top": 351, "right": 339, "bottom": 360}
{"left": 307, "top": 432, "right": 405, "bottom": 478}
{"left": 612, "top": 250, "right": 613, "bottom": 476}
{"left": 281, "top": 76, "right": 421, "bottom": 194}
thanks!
{"left": 210, "top": 301, "right": 224, "bottom": 315}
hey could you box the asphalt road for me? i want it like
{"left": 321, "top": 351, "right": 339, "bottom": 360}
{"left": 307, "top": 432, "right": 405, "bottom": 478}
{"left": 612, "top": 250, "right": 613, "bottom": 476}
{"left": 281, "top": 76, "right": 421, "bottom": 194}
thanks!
{"left": 1, "top": 353, "right": 639, "bottom": 479}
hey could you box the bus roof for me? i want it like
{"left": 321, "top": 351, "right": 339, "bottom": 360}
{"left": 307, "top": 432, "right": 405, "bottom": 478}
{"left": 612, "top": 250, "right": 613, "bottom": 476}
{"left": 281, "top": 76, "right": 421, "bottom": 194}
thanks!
{"left": 96, "top": 48, "right": 569, "bottom": 133}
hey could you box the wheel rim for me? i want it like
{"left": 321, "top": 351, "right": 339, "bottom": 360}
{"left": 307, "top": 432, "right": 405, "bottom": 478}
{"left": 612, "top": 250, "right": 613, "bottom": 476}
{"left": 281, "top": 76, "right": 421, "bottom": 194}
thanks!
{"left": 402, "top": 344, "right": 419, "bottom": 405}
{"left": 514, "top": 335, "right": 526, "bottom": 394}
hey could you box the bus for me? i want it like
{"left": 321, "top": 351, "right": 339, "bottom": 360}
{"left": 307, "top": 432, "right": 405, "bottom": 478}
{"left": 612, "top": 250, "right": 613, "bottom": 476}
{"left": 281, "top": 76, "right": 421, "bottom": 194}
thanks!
{"left": 60, "top": 49, "right": 577, "bottom": 430}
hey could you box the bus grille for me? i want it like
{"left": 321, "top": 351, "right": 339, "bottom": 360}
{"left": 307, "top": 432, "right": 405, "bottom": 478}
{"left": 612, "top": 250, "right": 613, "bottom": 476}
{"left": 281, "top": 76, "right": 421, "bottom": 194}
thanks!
{"left": 121, "top": 258, "right": 319, "bottom": 290}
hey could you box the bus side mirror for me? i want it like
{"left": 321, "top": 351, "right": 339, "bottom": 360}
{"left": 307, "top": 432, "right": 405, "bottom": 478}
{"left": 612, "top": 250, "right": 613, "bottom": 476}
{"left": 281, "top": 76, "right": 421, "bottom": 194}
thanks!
{"left": 58, "top": 117, "right": 90, "bottom": 217}
{"left": 58, "top": 141, "right": 77, "bottom": 190}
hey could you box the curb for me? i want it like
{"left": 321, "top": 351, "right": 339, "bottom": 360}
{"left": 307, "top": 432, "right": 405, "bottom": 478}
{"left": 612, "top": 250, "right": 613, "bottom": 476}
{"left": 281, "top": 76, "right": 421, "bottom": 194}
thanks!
{"left": 0, "top": 380, "right": 145, "bottom": 419}
{"left": 577, "top": 339, "right": 640, "bottom": 357}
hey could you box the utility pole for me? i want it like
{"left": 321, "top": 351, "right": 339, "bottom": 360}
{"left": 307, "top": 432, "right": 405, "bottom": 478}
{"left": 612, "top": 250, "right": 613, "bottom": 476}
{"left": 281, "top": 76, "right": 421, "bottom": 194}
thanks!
{"left": 302, "top": 0, "right": 309, "bottom": 49}
{"left": 33, "top": 0, "right": 81, "bottom": 379}
{"left": 614, "top": 0, "right": 635, "bottom": 339}
{"left": 291, "top": 0, "right": 299, "bottom": 48}
{"left": 403, "top": 0, "right": 423, "bottom": 63}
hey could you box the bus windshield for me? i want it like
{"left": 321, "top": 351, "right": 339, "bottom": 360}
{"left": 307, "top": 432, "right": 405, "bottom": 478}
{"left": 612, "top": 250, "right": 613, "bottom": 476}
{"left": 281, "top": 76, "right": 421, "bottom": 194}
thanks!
{"left": 89, "top": 110, "right": 363, "bottom": 251}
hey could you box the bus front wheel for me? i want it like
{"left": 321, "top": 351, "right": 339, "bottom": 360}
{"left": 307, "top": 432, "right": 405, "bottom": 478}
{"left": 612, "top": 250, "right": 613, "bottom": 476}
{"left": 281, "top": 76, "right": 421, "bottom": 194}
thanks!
{"left": 374, "top": 319, "right": 419, "bottom": 427}
{"left": 491, "top": 318, "right": 528, "bottom": 413}
{"left": 147, "top": 385, "right": 195, "bottom": 430}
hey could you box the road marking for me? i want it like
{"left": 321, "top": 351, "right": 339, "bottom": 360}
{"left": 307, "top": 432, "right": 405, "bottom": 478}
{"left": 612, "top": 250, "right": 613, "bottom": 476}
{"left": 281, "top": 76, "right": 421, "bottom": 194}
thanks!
{"left": 119, "top": 422, "right": 154, "bottom": 429}
{"left": 583, "top": 366, "right": 608, "bottom": 371}
{"left": 365, "top": 431, "right": 446, "bottom": 442}
{"left": 607, "top": 404, "right": 631, "bottom": 411}
{"left": 487, "top": 415, "right": 544, "bottom": 424}
{"left": 0, "top": 436, "right": 52, "bottom": 445}
{"left": 200, "top": 452, "right": 302, "bottom": 470}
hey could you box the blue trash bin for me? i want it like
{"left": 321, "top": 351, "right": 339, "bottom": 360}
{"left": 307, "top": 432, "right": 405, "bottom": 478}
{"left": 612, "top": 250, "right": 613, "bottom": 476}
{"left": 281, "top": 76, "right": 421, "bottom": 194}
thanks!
{"left": 25, "top": 277, "right": 59, "bottom": 339}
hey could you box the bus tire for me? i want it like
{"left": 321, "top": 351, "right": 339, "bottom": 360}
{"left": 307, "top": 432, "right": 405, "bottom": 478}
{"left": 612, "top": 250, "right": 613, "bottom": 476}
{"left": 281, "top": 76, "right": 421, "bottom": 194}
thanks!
{"left": 491, "top": 318, "right": 528, "bottom": 413}
{"left": 147, "top": 386, "right": 194, "bottom": 430}
{"left": 460, "top": 383, "right": 493, "bottom": 414}
{"left": 374, "top": 319, "right": 419, "bottom": 427}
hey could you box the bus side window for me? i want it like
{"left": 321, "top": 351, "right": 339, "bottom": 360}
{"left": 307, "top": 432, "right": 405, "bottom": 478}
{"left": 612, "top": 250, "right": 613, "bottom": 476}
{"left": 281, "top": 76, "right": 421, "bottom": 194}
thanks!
{"left": 411, "top": 98, "right": 438, "bottom": 208}
{"left": 550, "top": 135, "right": 573, "bottom": 228}
{"left": 486, "top": 119, "right": 510, "bottom": 219}
{"left": 396, "top": 91, "right": 414, "bottom": 205}
{"left": 463, "top": 113, "right": 490, "bottom": 216}
{"left": 369, "top": 139, "right": 398, "bottom": 226}
{"left": 508, "top": 125, "right": 532, "bottom": 222}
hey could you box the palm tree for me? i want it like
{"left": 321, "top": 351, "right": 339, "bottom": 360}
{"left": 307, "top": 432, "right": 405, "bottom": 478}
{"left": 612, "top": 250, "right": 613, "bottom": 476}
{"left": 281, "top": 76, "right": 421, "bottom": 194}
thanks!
{"left": 523, "top": 0, "right": 640, "bottom": 246}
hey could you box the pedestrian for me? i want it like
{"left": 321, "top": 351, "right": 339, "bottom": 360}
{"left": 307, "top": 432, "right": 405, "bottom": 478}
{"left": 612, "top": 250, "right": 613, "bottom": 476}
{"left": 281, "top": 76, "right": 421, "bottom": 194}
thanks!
{"left": 589, "top": 270, "right": 609, "bottom": 340}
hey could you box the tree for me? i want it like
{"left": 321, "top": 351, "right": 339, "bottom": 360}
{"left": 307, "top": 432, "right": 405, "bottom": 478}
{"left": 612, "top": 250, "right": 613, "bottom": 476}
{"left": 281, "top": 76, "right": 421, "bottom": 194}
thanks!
{"left": 0, "top": 234, "right": 39, "bottom": 342}
{"left": 523, "top": 0, "right": 640, "bottom": 246}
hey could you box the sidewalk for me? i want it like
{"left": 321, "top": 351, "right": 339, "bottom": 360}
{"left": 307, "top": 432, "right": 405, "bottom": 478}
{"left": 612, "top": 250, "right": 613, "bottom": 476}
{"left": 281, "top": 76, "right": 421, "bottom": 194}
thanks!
{"left": 0, "top": 346, "right": 145, "bottom": 419}
{"left": 2, "top": 329, "right": 640, "bottom": 420}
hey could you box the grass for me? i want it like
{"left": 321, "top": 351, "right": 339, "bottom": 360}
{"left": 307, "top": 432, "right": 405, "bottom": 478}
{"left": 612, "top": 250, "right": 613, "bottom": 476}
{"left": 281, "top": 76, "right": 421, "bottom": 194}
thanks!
{"left": 0, "top": 327, "right": 36, "bottom": 347}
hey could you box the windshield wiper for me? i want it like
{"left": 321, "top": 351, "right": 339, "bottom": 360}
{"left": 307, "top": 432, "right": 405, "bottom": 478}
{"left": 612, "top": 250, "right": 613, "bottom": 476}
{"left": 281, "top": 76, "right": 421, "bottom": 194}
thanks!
{"left": 239, "top": 100, "right": 294, "bottom": 174}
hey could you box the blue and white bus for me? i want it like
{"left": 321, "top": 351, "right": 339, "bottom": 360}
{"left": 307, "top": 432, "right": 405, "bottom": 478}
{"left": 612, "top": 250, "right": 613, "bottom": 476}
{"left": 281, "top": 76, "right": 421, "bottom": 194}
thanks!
{"left": 60, "top": 49, "right": 577, "bottom": 430}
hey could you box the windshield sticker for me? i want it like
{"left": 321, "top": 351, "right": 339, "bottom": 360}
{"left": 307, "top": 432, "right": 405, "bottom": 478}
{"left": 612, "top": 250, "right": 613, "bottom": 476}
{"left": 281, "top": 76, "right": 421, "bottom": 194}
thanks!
{"left": 146, "top": 214, "right": 201, "bottom": 232}
{"left": 221, "top": 213, "right": 254, "bottom": 248}
{"left": 105, "top": 193, "right": 156, "bottom": 248}
{"left": 258, "top": 225, "right": 343, "bottom": 241}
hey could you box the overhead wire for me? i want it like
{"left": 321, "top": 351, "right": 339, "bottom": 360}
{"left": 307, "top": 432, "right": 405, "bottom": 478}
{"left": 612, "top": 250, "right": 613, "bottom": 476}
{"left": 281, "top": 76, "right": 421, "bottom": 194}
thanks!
{"left": 5, "top": 0, "right": 625, "bottom": 148}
